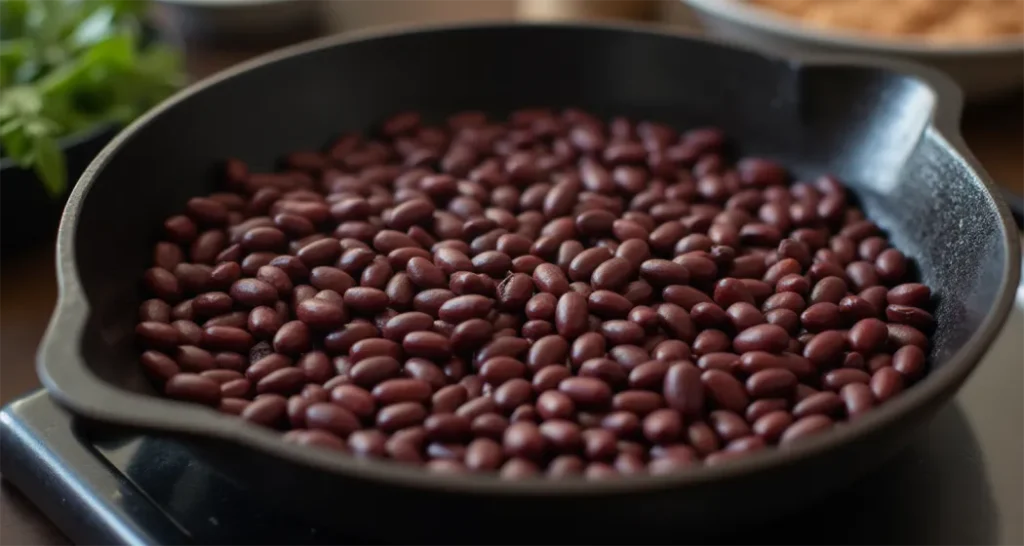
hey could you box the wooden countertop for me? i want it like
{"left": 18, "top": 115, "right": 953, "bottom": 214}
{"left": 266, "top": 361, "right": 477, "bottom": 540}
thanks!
{"left": 1, "top": 36, "right": 1020, "bottom": 545}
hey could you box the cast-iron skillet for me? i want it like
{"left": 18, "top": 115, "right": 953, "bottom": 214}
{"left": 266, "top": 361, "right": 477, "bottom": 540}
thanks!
{"left": 38, "top": 22, "right": 1021, "bottom": 543}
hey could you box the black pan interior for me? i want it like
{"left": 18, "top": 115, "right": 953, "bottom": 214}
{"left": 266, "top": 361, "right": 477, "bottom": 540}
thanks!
{"left": 50, "top": 24, "right": 1021, "bottom": 542}
{"left": 71, "top": 24, "right": 1008, "bottom": 394}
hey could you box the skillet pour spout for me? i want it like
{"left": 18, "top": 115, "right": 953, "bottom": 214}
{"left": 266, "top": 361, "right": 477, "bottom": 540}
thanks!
{"left": 37, "top": 22, "right": 1020, "bottom": 543}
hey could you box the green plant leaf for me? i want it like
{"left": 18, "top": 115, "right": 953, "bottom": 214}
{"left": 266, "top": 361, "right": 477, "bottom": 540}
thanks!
{"left": 0, "top": 0, "right": 184, "bottom": 199}
{"left": 31, "top": 133, "right": 67, "bottom": 196}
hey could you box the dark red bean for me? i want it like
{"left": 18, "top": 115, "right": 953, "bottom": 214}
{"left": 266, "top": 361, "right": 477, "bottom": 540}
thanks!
{"left": 841, "top": 382, "right": 874, "bottom": 419}
{"left": 402, "top": 331, "right": 451, "bottom": 361}
{"left": 803, "top": 331, "right": 846, "bottom": 368}
{"left": 886, "top": 305, "right": 936, "bottom": 331}
{"left": 887, "top": 323, "right": 929, "bottom": 350}
{"left": 558, "top": 377, "right": 612, "bottom": 409}
{"left": 343, "top": 287, "right": 390, "bottom": 314}
{"left": 590, "top": 257, "right": 632, "bottom": 291}
{"left": 381, "top": 311, "right": 433, "bottom": 341}
{"left": 800, "top": 302, "right": 842, "bottom": 332}
{"left": 141, "top": 351, "right": 180, "bottom": 381}
{"left": 663, "top": 362, "right": 704, "bottom": 416}
{"left": 752, "top": 411, "right": 792, "bottom": 444}
{"left": 811, "top": 276, "right": 847, "bottom": 305}
{"left": 295, "top": 298, "right": 346, "bottom": 331}
{"left": 305, "top": 402, "right": 360, "bottom": 437}
{"left": 376, "top": 402, "right": 428, "bottom": 432}
{"left": 136, "top": 321, "right": 181, "bottom": 352}
{"left": 792, "top": 391, "right": 844, "bottom": 419}
{"left": 165, "top": 374, "right": 221, "bottom": 405}
{"left": 892, "top": 345, "right": 926, "bottom": 379}
{"left": 554, "top": 291, "right": 588, "bottom": 340}
{"left": 479, "top": 357, "right": 526, "bottom": 385}
{"left": 569, "top": 247, "right": 613, "bottom": 282}
{"left": 847, "top": 318, "right": 888, "bottom": 354}
{"left": 780, "top": 414, "right": 833, "bottom": 445}
{"left": 733, "top": 324, "right": 789, "bottom": 354}
{"left": 887, "top": 283, "right": 931, "bottom": 307}
{"left": 642, "top": 409, "right": 683, "bottom": 444}
{"left": 662, "top": 285, "right": 713, "bottom": 311}
{"left": 746, "top": 368, "right": 797, "bottom": 398}
{"left": 404, "top": 256, "right": 445, "bottom": 289}
{"left": 350, "top": 356, "right": 401, "bottom": 388}
{"left": 438, "top": 295, "right": 494, "bottom": 323}
{"left": 329, "top": 385, "right": 376, "bottom": 420}
{"left": 202, "top": 325, "right": 253, "bottom": 353}
{"left": 655, "top": 303, "right": 697, "bottom": 343}
{"left": 870, "top": 366, "right": 904, "bottom": 402}
{"left": 701, "top": 369, "right": 749, "bottom": 413}
{"left": 822, "top": 368, "right": 871, "bottom": 391}
{"left": 532, "top": 263, "right": 570, "bottom": 296}
{"left": 639, "top": 259, "right": 689, "bottom": 286}
{"left": 372, "top": 378, "right": 432, "bottom": 405}
{"left": 497, "top": 273, "right": 534, "bottom": 311}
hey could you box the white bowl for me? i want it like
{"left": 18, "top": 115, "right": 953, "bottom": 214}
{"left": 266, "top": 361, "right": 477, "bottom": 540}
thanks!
{"left": 681, "top": 0, "right": 1024, "bottom": 101}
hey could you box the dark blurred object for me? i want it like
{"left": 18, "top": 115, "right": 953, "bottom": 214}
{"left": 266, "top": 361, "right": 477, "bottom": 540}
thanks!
{"left": 682, "top": 0, "right": 1024, "bottom": 101}
{"left": 0, "top": 125, "right": 119, "bottom": 257}
{"left": 153, "top": 0, "right": 326, "bottom": 47}
{"left": 518, "top": 0, "right": 658, "bottom": 20}
{"left": 999, "top": 187, "right": 1024, "bottom": 230}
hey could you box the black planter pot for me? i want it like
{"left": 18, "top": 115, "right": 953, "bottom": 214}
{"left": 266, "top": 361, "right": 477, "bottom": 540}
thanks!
{"left": 1, "top": 124, "right": 120, "bottom": 257}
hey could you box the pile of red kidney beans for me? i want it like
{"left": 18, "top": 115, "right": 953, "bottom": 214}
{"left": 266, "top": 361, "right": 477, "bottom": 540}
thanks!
{"left": 136, "top": 108, "right": 934, "bottom": 479}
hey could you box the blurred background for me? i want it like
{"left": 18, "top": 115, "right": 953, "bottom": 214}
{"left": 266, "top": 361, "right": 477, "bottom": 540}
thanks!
{"left": 1, "top": 1, "right": 1021, "bottom": 543}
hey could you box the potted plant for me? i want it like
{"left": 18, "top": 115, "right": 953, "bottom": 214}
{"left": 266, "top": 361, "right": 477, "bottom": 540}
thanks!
{"left": 1, "top": 0, "right": 184, "bottom": 255}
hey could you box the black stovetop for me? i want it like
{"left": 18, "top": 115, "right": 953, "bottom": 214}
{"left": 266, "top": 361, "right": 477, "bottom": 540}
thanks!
{"left": 3, "top": 283, "right": 1022, "bottom": 546}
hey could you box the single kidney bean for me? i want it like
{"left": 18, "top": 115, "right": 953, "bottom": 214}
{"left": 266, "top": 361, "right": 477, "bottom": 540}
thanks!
{"left": 329, "top": 384, "right": 376, "bottom": 420}
{"left": 497, "top": 273, "right": 534, "bottom": 311}
{"left": 642, "top": 409, "right": 683, "bottom": 445}
{"left": 810, "top": 276, "right": 847, "bottom": 305}
{"left": 892, "top": 345, "right": 926, "bottom": 379}
{"left": 746, "top": 368, "right": 797, "bottom": 398}
{"left": 803, "top": 331, "right": 846, "bottom": 368}
{"left": 555, "top": 292, "right": 589, "bottom": 340}
{"left": 801, "top": 302, "right": 842, "bottom": 332}
{"left": 438, "top": 295, "right": 494, "bottom": 323}
{"left": 165, "top": 374, "right": 221, "bottom": 406}
{"left": 792, "top": 391, "right": 844, "bottom": 419}
{"left": 474, "top": 337, "right": 530, "bottom": 365}
{"left": 403, "top": 331, "right": 451, "bottom": 362}
{"left": 141, "top": 351, "right": 180, "bottom": 382}
{"left": 887, "top": 283, "right": 931, "bottom": 307}
{"left": 886, "top": 305, "right": 936, "bottom": 331}
{"left": 578, "top": 358, "right": 628, "bottom": 389}
{"left": 663, "top": 362, "right": 704, "bottom": 416}
{"left": 376, "top": 402, "right": 428, "bottom": 433}
{"left": 372, "top": 378, "right": 433, "bottom": 406}
{"left": 305, "top": 402, "right": 360, "bottom": 437}
{"left": 256, "top": 364, "right": 307, "bottom": 393}
{"left": 745, "top": 398, "right": 789, "bottom": 423}
{"left": 137, "top": 321, "right": 182, "bottom": 352}
{"left": 780, "top": 414, "right": 833, "bottom": 445}
{"left": 701, "top": 369, "right": 749, "bottom": 413}
{"left": 870, "top": 366, "right": 904, "bottom": 402}
{"left": 732, "top": 324, "right": 789, "bottom": 354}
{"left": 840, "top": 382, "right": 874, "bottom": 419}
{"left": 887, "top": 323, "right": 929, "bottom": 350}
{"left": 382, "top": 312, "right": 434, "bottom": 341}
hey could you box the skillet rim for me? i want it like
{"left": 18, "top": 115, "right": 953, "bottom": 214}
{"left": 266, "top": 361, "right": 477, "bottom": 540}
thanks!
{"left": 37, "top": 20, "right": 1022, "bottom": 496}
